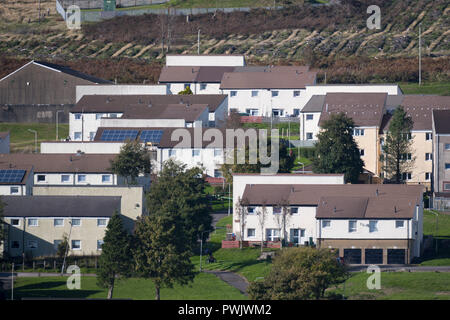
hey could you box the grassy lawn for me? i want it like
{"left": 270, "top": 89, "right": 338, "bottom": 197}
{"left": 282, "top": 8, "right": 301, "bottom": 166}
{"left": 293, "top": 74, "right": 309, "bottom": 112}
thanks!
{"left": 205, "top": 185, "right": 231, "bottom": 213}
{"left": 329, "top": 272, "right": 450, "bottom": 300}
{"left": 0, "top": 123, "right": 69, "bottom": 153}
{"left": 399, "top": 82, "right": 450, "bottom": 96}
{"left": 423, "top": 210, "right": 450, "bottom": 238}
{"left": 12, "top": 273, "right": 247, "bottom": 300}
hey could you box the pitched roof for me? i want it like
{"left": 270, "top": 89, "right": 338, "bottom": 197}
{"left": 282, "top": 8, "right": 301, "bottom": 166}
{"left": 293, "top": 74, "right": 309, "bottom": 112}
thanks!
{"left": 319, "top": 93, "right": 387, "bottom": 127}
{"left": 159, "top": 66, "right": 235, "bottom": 83}
{"left": 122, "top": 103, "right": 208, "bottom": 121}
{"left": 0, "top": 153, "right": 116, "bottom": 173}
{"left": 302, "top": 95, "right": 325, "bottom": 112}
{"left": 433, "top": 109, "right": 450, "bottom": 134}
{"left": 381, "top": 95, "right": 450, "bottom": 132}
{"left": 241, "top": 184, "right": 424, "bottom": 219}
{"left": 0, "top": 164, "right": 33, "bottom": 185}
{"left": 2, "top": 195, "right": 120, "bottom": 217}
{"left": 73, "top": 94, "right": 227, "bottom": 113}
{"left": 220, "top": 70, "right": 317, "bottom": 89}
{"left": 33, "top": 61, "right": 111, "bottom": 84}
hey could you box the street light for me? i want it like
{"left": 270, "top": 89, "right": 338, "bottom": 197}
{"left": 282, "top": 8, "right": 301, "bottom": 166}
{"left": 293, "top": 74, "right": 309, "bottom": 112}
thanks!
{"left": 56, "top": 110, "right": 64, "bottom": 141}
{"left": 199, "top": 230, "right": 210, "bottom": 272}
{"left": 27, "top": 129, "right": 37, "bottom": 153}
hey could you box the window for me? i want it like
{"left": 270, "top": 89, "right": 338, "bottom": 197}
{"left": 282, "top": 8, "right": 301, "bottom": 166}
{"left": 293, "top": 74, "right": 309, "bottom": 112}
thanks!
{"left": 306, "top": 114, "right": 314, "bottom": 120}
{"left": 306, "top": 132, "right": 313, "bottom": 140}
{"left": 11, "top": 241, "right": 20, "bottom": 249}
{"left": 265, "top": 229, "right": 280, "bottom": 242}
{"left": 27, "top": 240, "right": 38, "bottom": 249}
{"left": 214, "top": 169, "right": 223, "bottom": 178}
{"left": 109, "top": 113, "right": 118, "bottom": 118}
{"left": 293, "top": 90, "right": 300, "bottom": 97}
{"left": 96, "top": 113, "right": 104, "bottom": 120}
{"left": 401, "top": 153, "right": 412, "bottom": 160}
{"left": 89, "top": 132, "right": 96, "bottom": 141}
{"left": 74, "top": 132, "right": 82, "bottom": 140}
{"left": 247, "top": 229, "right": 256, "bottom": 238}
{"left": 72, "top": 218, "right": 81, "bottom": 226}
{"left": 402, "top": 133, "right": 412, "bottom": 140}
{"left": 251, "top": 90, "right": 258, "bottom": 97}
{"left": 247, "top": 109, "right": 259, "bottom": 116}
{"left": 271, "top": 91, "right": 279, "bottom": 97}
{"left": 425, "top": 172, "right": 431, "bottom": 181}
{"left": 445, "top": 163, "right": 450, "bottom": 170}
{"left": 348, "top": 220, "right": 357, "bottom": 233}
{"left": 192, "top": 149, "right": 200, "bottom": 157}
{"left": 230, "top": 91, "right": 237, "bottom": 97}
{"left": 293, "top": 109, "right": 300, "bottom": 116}
{"left": 102, "top": 175, "right": 111, "bottom": 183}
{"left": 273, "top": 207, "right": 281, "bottom": 214}
{"left": 369, "top": 220, "right": 378, "bottom": 233}
{"left": 402, "top": 172, "right": 412, "bottom": 180}
{"left": 426, "top": 133, "right": 432, "bottom": 140}
{"left": 444, "top": 183, "right": 450, "bottom": 191}
{"left": 425, "top": 153, "right": 432, "bottom": 161}
{"left": 61, "top": 175, "right": 70, "bottom": 183}
{"left": 290, "top": 207, "right": 299, "bottom": 215}
{"left": 200, "top": 83, "right": 207, "bottom": 90}
{"left": 37, "top": 175, "right": 46, "bottom": 182}
{"left": 214, "top": 149, "right": 222, "bottom": 157}
{"left": 395, "top": 220, "right": 405, "bottom": 228}
{"left": 10, "top": 187, "right": 19, "bottom": 194}
{"left": 28, "top": 218, "right": 38, "bottom": 227}
{"left": 97, "top": 218, "right": 107, "bottom": 227}
{"left": 169, "top": 149, "right": 177, "bottom": 157}
{"left": 290, "top": 229, "right": 305, "bottom": 244}
{"left": 74, "top": 113, "right": 81, "bottom": 120}
{"left": 445, "top": 144, "right": 450, "bottom": 150}
{"left": 353, "top": 129, "right": 365, "bottom": 136}
{"left": 77, "top": 175, "right": 86, "bottom": 182}
{"left": 360, "top": 149, "right": 365, "bottom": 156}
{"left": 322, "top": 220, "right": 331, "bottom": 228}
{"left": 54, "top": 240, "right": 62, "bottom": 249}
{"left": 71, "top": 240, "right": 81, "bottom": 250}
{"left": 54, "top": 219, "right": 64, "bottom": 227}
{"left": 11, "top": 219, "right": 20, "bottom": 226}
{"left": 247, "top": 206, "right": 255, "bottom": 214}
{"left": 97, "top": 240, "right": 104, "bottom": 251}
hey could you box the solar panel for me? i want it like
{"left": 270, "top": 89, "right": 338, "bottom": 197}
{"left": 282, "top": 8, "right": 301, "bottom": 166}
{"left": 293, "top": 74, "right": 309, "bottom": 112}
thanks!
{"left": 99, "top": 129, "right": 139, "bottom": 142}
{"left": 0, "top": 169, "right": 26, "bottom": 183}
{"left": 140, "top": 130, "right": 163, "bottom": 144}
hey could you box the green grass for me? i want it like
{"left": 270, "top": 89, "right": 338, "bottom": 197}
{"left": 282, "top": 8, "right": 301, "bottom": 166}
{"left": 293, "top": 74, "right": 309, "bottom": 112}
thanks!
{"left": 423, "top": 210, "right": 450, "bottom": 237}
{"left": 329, "top": 272, "right": 450, "bottom": 300}
{"left": 399, "top": 82, "right": 450, "bottom": 96}
{"left": 0, "top": 123, "right": 69, "bottom": 153}
{"left": 12, "top": 273, "right": 247, "bottom": 300}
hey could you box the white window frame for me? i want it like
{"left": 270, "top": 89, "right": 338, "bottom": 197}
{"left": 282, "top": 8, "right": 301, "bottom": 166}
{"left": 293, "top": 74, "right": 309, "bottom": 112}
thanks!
{"left": 251, "top": 90, "right": 258, "bottom": 97}
{"left": 395, "top": 220, "right": 405, "bottom": 228}
{"left": 102, "top": 174, "right": 111, "bottom": 183}
{"left": 97, "top": 240, "right": 104, "bottom": 251}
{"left": 37, "top": 174, "right": 46, "bottom": 182}
{"left": 266, "top": 228, "right": 280, "bottom": 242}
{"left": 348, "top": 220, "right": 357, "bottom": 233}
{"left": 74, "top": 113, "right": 82, "bottom": 120}
{"left": 61, "top": 174, "right": 71, "bottom": 183}
{"left": 425, "top": 153, "right": 432, "bottom": 161}
{"left": 96, "top": 113, "right": 104, "bottom": 120}
{"left": 322, "top": 220, "right": 331, "bottom": 228}
{"left": 426, "top": 133, "right": 432, "bottom": 141}
{"left": 54, "top": 218, "right": 64, "bottom": 227}
{"left": 247, "top": 206, "right": 256, "bottom": 214}
{"left": 290, "top": 207, "right": 299, "bottom": 215}
{"left": 10, "top": 186, "right": 19, "bottom": 194}
{"left": 200, "top": 83, "right": 207, "bottom": 91}
{"left": 445, "top": 144, "right": 450, "bottom": 150}
{"left": 97, "top": 218, "right": 108, "bottom": 227}
{"left": 71, "top": 218, "right": 81, "bottom": 227}
{"left": 247, "top": 228, "right": 256, "bottom": 238}
{"left": 230, "top": 91, "right": 237, "bottom": 97}
{"left": 306, "top": 132, "right": 313, "bottom": 140}
{"left": 369, "top": 220, "right": 378, "bottom": 233}
{"left": 169, "top": 149, "right": 177, "bottom": 157}
{"left": 77, "top": 174, "right": 87, "bottom": 182}
{"left": 192, "top": 149, "right": 200, "bottom": 157}
{"left": 271, "top": 90, "right": 279, "bottom": 97}
{"left": 71, "top": 240, "right": 81, "bottom": 250}
{"left": 28, "top": 218, "right": 38, "bottom": 227}
{"left": 293, "top": 90, "right": 300, "bottom": 97}
{"left": 306, "top": 114, "right": 314, "bottom": 121}
{"left": 11, "top": 219, "right": 20, "bottom": 226}
{"left": 74, "top": 132, "right": 82, "bottom": 140}
{"left": 214, "top": 148, "right": 222, "bottom": 157}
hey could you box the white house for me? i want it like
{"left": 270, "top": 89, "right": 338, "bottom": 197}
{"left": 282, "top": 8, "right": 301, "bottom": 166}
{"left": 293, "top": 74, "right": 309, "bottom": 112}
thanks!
{"left": 165, "top": 54, "right": 246, "bottom": 67}
{"left": 0, "top": 165, "right": 34, "bottom": 196}
{"left": 236, "top": 183, "right": 424, "bottom": 264}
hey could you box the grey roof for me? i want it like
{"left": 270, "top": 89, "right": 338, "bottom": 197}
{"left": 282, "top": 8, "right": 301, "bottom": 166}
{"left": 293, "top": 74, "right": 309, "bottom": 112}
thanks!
{"left": 302, "top": 95, "right": 325, "bottom": 112}
{"left": 220, "top": 70, "right": 317, "bottom": 89}
{"left": 386, "top": 95, "right": 404, "bottom": 109}
{"left": 433, "top": 109, "right": 450, "bottom": 134}
{"left": 2, "top": 195, "right": 121, "bottom": 217}
{"left": 34, "top": 61, "right": 111, "bottom": 84}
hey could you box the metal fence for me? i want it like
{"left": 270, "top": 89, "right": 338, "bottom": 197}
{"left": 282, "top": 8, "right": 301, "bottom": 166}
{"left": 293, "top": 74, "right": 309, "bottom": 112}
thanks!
{"left": 433, "top": 197, "right": 450, "bottom": 211}
{"left": 58, "top": 0, "right": 169, "bottom": 10}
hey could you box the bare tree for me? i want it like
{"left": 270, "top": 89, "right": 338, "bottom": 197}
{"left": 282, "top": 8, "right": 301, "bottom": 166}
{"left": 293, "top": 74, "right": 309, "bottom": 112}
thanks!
{"left": 235, "top": 197, "right": 249, "bottom": 250}
{"left": 274, "top": 199, "right": 291, "bottom": 250}
{"left": 256, "top": 202, "right": 268, "bottom": 252}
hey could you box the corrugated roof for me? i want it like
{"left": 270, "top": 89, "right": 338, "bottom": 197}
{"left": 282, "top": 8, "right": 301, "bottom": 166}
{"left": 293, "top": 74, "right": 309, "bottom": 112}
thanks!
{"left": 220, "top": 70, "right": 317, "bottom": 89}
{"left": 241, "top": 184, "right": 423, "bottom": 219}
{"left": 73, "top": 94, "right": 227, "bottom": 113}
{"left": 319, "top": 93, "right": 387, "bottom": 127}
{"left": 3, "top": 195, "right": 120, "bottom": 217}
{"left": 0, "top": 153, "right": 116, "bottom": 173}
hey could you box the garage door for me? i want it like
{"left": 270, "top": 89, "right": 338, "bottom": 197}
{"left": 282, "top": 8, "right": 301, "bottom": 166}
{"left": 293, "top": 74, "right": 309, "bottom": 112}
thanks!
{"left": 365, "top": 249, "right": 383, "bottom": 264}
{"left": 343, "top": 249, "right": 362, "bottom": 264}
{"left": 387, "top": 249, "right": 406, "bottom": 264}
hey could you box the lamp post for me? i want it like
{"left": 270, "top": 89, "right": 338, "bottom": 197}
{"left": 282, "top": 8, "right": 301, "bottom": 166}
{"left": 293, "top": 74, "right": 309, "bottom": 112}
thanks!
{"left": 56, "top": 110, "right": 64, "bottom": 140}
{"left": 430, "top": 210, "right": 439, "bottom": 254}
{"left": 199, "top": 230, "right": 209, "bottom": 272}
{"left": 28, "top": 129, "right": 37, "bottom": 153}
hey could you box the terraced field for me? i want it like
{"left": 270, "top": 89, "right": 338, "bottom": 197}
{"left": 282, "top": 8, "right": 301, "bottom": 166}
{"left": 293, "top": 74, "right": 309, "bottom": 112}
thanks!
{"left": 0, "top": 0, "right": 448, "bottom": 83}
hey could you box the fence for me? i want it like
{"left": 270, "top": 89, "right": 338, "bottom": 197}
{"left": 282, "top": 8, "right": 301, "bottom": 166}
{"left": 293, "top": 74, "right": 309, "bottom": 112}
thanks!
{"left": 433, "top": 196, "right": 450, "bottom": 211}
{"left": 58, "top": 0, "right": 169, "bottom": 10}
{"left": 1, "top": 255, "right": 99, "bottom": 272}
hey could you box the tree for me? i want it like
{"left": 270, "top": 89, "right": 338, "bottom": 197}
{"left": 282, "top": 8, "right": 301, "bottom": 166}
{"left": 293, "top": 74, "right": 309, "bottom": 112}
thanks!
{"left": 256, "top": 202, "right": 268, "bottom": 252}
{"left": 178, "top": 86, "right": 193, "bottom": 95}
{"left": 313, "top": 113, "right": 364, "bottom": 183}
{"left": 56, "top": 234, "right": 69, "bottom": 260}
{"left": 146, "top": 160, "right": 213, "bottom": 249}
{"left": 234, "top": 197, "right": 249, "bottom": 250}
{"left": 381, "top": 107, "right": 415, "bottom": 183}
{"left": 248, "top": 247, "right": 347, "bottom": 300}
{"left": 273, "top": 199, "right": 291, "bottom": 249}
{"left": 109, "top": 140, "right": 151, "bottom": 185}
{"left": 225, "top": 109, "right": 242, "bottom": 129}
{"left": 134, "top": 213, "right": 195, "bottom": 300}
{"left": 97, "top": 213, "right": 133, "bottom": 299}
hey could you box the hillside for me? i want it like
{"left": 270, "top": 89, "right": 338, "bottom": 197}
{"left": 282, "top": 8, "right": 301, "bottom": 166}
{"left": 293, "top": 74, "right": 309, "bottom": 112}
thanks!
{"left": 0, "top": 0, "right": 448, "bottom": 85}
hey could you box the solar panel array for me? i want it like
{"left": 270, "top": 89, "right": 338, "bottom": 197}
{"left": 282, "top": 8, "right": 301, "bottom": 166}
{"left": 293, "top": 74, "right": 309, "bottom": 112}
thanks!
{"left": 99, "top": 129, "right": 139, "bottom": 142}
{"left": 139, "top": 130, "right": 163, "bottom": 144}
{"left": 0, "top": 169, "right": 26, "bottom": 183}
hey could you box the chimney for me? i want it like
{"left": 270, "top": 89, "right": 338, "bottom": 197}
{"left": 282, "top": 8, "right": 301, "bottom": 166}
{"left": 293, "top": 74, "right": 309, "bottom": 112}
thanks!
{"left": 394, "top": 206, "right": 397, "bottom": 213}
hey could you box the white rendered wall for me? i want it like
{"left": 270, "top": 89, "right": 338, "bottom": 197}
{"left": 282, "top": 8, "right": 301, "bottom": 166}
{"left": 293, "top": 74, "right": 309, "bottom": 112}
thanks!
{"left": 166, "top": 83, "right": 221, "bottom": 95}
{"left": 76, "top": 85, "right": 168, "bottom": 103}
{"left": 166, "top": 55, "right": 245, "bottom": 67}
{"left": 33, "top": 173, "right": 117, "bottom": 186}
{"left": 70, "top": 113, "right": 124, "bottom": 141}
{"left": 40, "top": 142, "right": 125, "bottom": 154}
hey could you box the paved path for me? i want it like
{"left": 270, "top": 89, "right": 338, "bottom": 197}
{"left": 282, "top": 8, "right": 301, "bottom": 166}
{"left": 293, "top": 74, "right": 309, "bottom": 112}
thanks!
{"left": 204, "top": 270, "right": 249, "bottom": 296}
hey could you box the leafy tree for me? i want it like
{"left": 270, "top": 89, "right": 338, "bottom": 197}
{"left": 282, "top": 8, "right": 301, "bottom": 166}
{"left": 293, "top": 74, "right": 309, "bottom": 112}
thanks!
{"left": 225, "top": 109, "right": 242, "bottom": 129}
{"left": 146, "top": 160, "right": 213, "bottom": 249}
{"left": 248, "top": 247, "right": 347, "bottom": 300}
{"left": 109, "top": 140, "right": 151, "bottom": 185}
{"left": 97, "top": 213, "right": 133, "bottom": 299}
{"left": 313, "top": 113, "right": 364, "bottom": 183}
{"left": 56, "top": 234, "right": 69, "bottom": 260}
{"left": 381, "top": 107, "right": 415, "bottom": 183}
{"left": 178, "top": 86, "right": 193, "bottom": 95}
{"left": 134, "top": 213, "right": 195, "bottom": 300}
